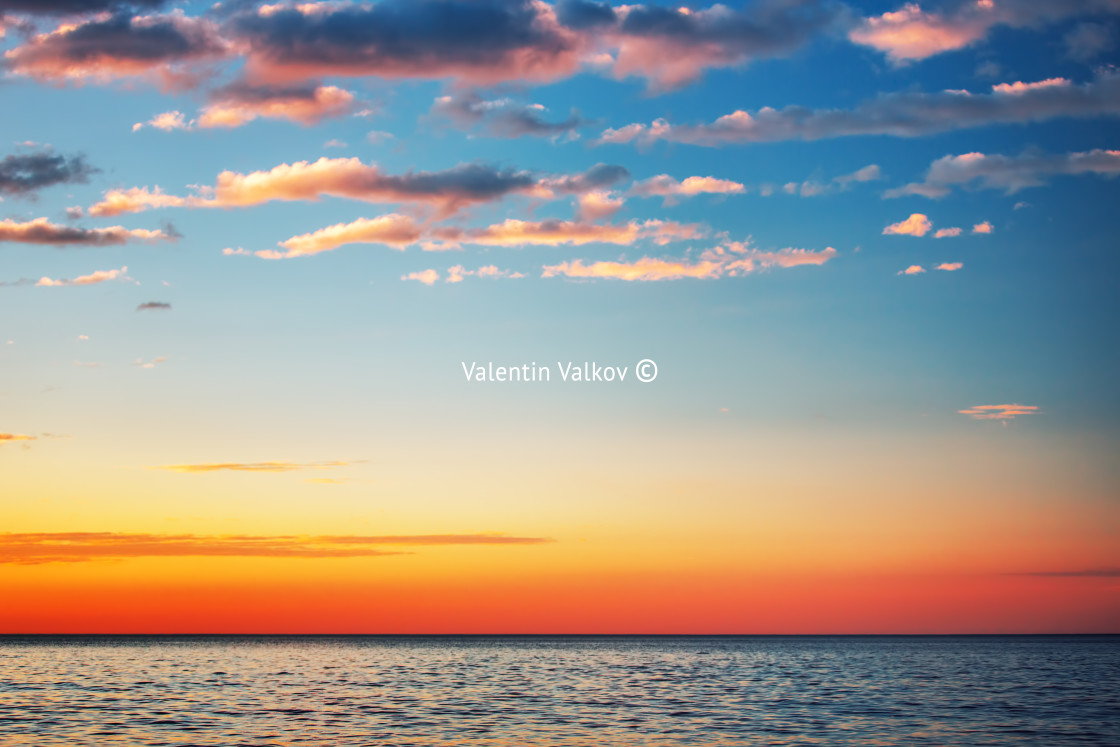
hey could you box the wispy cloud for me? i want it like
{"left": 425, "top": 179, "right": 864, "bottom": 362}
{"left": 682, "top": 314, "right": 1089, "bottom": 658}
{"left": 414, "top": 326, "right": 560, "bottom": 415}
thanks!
{"left": 0, "top": 531, "right": 553, "bottom": 564}
{"left": 885, "top": 148, "right": 1120, "bottom": 198}
{"left": 1008, "top": 568, "right": 1120, "bottom": 578}
{"left": 36, "top": 266, "right": 131, "bottom": 287}
{"left": 629, "top": 174, "right": 746, "bottom": 205}
{"left": 136, "top": 301, "right": 171, "bottom": 311}
{"left": 959, "top": 404, "right": 1039, "bottom": 420}
{"left": 0, "top": 432, "right": 36, "bottom": 446}
{"left": 151, "top": 460, "right": 353, "bottom": 473}
{"left": 596, "top": 72, "right": 1120, "bottom": 147}
{"left": 86, "top": 159, "right": 628, "bottom": 219}
{"left": 132, "top": 110, "right": 189, "bottom": 132}
{"left": 405, "top": 265, "right": 526, "bottom": 285}
{"left": 542, "top": 242, "right": 835, "bottom": 282}
{"left": 432, "top": 92, "right": 587, "bottom": 139}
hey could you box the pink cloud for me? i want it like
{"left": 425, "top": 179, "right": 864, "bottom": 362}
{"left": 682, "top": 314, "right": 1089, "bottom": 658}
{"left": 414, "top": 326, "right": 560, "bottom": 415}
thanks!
{"left": 883, "top": 213, "right": 932, "bottom": 237}
{"left": 402, "top": 269, "right": 440, "bottom": 286}
{"left": 959, "top": 404, "right": 1039, "bottom": 420}
{"left": 543, "top": 242, "right": 836, "bottom": 282}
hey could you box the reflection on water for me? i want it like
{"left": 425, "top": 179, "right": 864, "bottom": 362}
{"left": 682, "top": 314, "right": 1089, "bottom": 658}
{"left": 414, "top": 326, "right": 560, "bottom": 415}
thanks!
{"left": 1, "top": 635, "right": 1117, "bottom": 746}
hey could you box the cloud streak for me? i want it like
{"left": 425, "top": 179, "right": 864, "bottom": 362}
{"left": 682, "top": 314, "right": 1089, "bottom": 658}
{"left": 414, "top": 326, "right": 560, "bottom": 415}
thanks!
{"left": 36, "top": 265, "right": 130, "bottom": 286}
{"left": 152, "top": 460, "right": 352, "bottom": 473}
{"left": 87, "top": 159, "right": 629, "bottom": 218}
{"left": 0, "top": 531, "right": 553, "bottom": 564}
{"left": 959, "top": 404, "right": 1039, "bottom": 420}
{"left": 886, "top": 148, "right": 1120, "bottom": 198}
{"left": 543, "top": 241, "right": 836, "bottom": 281}
{"left": 596, "top": 73, "right": 1120, "bottom": 147}
{"left": 0, "top": 217, "right": 174, "bottom": 246}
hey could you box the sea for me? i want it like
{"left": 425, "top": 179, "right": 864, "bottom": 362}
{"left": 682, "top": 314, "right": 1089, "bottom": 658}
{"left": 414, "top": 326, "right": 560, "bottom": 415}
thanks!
{"left": 1, "top": 635, "right": 1117, "bottom": 746}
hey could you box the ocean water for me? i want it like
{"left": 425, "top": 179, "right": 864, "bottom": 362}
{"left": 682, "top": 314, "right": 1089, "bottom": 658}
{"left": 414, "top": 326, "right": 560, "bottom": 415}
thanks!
{"left": 0, "top": 636, "right": 1117, "bottom": 746}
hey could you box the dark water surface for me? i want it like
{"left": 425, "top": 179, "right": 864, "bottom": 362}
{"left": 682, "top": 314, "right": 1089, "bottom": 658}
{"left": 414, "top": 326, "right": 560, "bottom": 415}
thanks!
{"left": 0, "top": 635, "right": 1117, "bottom": 746}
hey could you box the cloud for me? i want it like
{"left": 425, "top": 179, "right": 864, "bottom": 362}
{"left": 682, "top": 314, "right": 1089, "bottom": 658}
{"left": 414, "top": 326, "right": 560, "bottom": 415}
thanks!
{"left": 231, "top": 0, "right": 584, "bottom": 87}
{"left": 934, "top": 227, "right": 962, "bottom": 238}
{"left": 850, "top": 0, "right": 1120, "bottom": 63}
{"left": 130, "top": 85, "right": 358, "bottom": 131}
{"left": 87, "top": 159, "right": 627, "bottom": 218}
{"left": 197, "top": 82, "right": 357, "bottom": 128}
{"left": 278, "top": 214, "right": 700, "bottom": 256}
{"left": 629, "top": 174, "right": 745, "bottom": 204}
{"left": 885, "top": 148, "right": 1120, "bottom": 198}
{"left": 0, "top": 217, "right": 174, "bottom": 246}
{"left": 1064, "top": 21, "right": 1113, "bottom": 62}
{"left": 0, "top": 1, "right": 166, "bottom": 15}
{"left": 959, "top": 404, "right": 1039, "bottom": 420}
{"left": 134, "top": 356, "right": 168, "bottom": 368}
{"left": 4, "top": 11, "right": 229, "bottom": 89}
{"left": 936, "top": 262, "right": 963, "bottom": 271}
{"left": 444, "top": 264, "right": 525, "bottom": 283}
{"left": 132, "top": 110, "right": 188, "bottom": 132}
{"left": 432, "top": 91, "right": 587, "bottom": 139}
{"left": 35, "top": 265, "right": 130, "bottom": 286}
{"left": 0, "top": 149, "right": 96, "bottom": 196}
{"left": 543, "top": 241, "right": 836, "bottom": 281}
{"left": 153, "top": 460, "right": 351, "bottom": 473}
{"left": 225, "top": 0, "right": 849, "bottom": 92}
{"left": 777, "top": 163, "right": 882, "bottom": 197}
{"left": 595, "top": 72, "right": 1120, "bottom": 147}
{"left": 0, "top": 531, "right": 552, "bottom": 564}
{"left": 883, "top": 213, "right": 932, "bottom": 236}
{"left": 897, "top": 264, "right": 925, "bottom": 275}
{"left": 86, "top": 186, "right": 189, "bottom": 216}
{"left": 266, "top": 214, "right": 423, "bottom": 258}
{"left": 434, "top": 218, "right": 702, "bottom": 249}
{"left": 136, "top": 301, "right": 170, "bottom": 310}
{"left": 0, "top": 432, "right": 35, "bottom": 445}
{"left": 972, "top": 221, "right": 993, "bottom": 234}
{"left": 403, "top": 269, "right": 440, "bottom": 285}
{"left": 536, "top": 163, "right": 630, "bottom": 195}
{"left": 558, "top": 0, "right": 847, "bottom": 91}
{"left": 576, "top": 191, "right": 624, "bottom": 221}
{"left": 1008, "top": 568, "right": 1120, "bottom": 578}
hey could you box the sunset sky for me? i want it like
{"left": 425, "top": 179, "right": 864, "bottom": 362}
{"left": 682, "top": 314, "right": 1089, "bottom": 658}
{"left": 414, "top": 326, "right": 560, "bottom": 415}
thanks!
{"left": 1, "top": 0, "right": 1118, "bottom": 633}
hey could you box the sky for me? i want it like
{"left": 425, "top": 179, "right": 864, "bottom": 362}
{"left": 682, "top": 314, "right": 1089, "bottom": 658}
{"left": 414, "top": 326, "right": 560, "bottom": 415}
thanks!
{"left": 0, "top": 0, "right": 1118, "bottom": 634}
